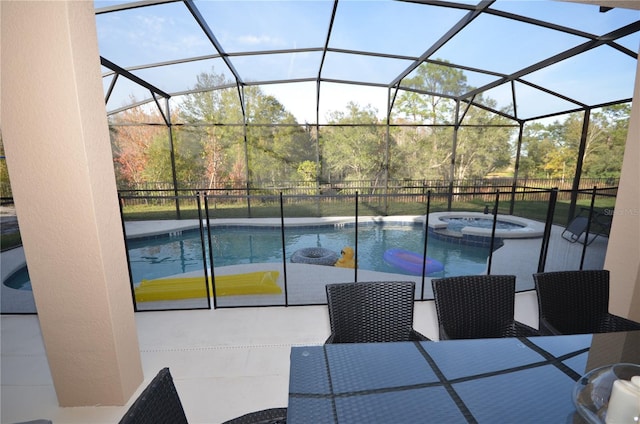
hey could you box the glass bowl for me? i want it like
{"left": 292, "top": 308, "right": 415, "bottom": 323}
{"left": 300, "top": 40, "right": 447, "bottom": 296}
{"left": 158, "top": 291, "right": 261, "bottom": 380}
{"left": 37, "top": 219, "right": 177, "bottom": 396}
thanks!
{"left": 573, "top": 363, "right": 640, "bottom": 424}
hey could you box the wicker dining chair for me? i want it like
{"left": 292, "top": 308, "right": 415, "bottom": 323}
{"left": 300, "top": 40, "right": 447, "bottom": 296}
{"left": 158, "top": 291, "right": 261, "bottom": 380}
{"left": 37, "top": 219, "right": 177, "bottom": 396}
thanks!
{"left": 533, "top": 270, "right": 640, "bottom": 335}
{"left": 431, "top": 275, "right": 541, "bottom": 340}
{"left": 119, "top": 368, "right": 188, "bottom": 424}
{"left": 222, "top": 408, "right": 288, "bottom": 424}
{"left": 119, "top": 368, "right": 287, "bottom": 424}
{"left": 325, "top": 281, "right": 429, "bottom": 343}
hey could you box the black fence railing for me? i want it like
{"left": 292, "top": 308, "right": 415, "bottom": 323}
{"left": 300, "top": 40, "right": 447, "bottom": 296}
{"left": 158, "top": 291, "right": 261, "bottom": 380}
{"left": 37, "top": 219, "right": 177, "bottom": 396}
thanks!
{"left": 116, "top": 186, "right": 614, "bottom": 312}
{"left": 115, "top": 177, "right": 618, "bottom": 196}
{"left": 1, "top": 185, "right": 616, "bottom": 314}
{"left": 118, "top": 181, "right": 617, "bottom": 222}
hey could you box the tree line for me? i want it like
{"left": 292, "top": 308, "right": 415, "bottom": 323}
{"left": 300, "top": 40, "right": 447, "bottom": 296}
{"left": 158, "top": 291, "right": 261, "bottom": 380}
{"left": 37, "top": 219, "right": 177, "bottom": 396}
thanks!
{"left": 107, "top": 63, "right": 630, "bottom": 191}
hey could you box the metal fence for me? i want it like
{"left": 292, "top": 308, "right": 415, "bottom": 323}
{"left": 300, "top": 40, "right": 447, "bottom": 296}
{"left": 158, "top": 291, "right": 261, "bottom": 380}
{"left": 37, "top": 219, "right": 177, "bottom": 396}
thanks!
{"left": 117, "top": 178, "right": 618, "bottom": 212}
{"left": 117, "top": 177, "right": 617, "bottom": 194}
{"left": 1, "top": 184, "right": 616, "bottom": 314}
{"left": 117, "top": 185, "right": 615, "bottom": 312}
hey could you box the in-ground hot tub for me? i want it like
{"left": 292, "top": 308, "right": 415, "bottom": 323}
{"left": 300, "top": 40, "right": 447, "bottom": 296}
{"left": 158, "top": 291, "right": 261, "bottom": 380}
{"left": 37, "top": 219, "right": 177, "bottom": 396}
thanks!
{"left": 427, "top": 212, "right": 544, "bottom": 246}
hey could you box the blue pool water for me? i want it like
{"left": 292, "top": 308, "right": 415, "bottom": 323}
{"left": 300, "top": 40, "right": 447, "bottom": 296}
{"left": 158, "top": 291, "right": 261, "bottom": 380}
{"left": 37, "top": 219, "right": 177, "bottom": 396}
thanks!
{"left": 4, "top": 265, "right": 30, "bottom": 291}
{"left": 125, "top": 224, "right": 490, "bottom": 283}
{"left": 442, "top": 217, "right": 525, "bottom": 232}
{"left": 5, "top": 223, "right": 492, "bottom": 290}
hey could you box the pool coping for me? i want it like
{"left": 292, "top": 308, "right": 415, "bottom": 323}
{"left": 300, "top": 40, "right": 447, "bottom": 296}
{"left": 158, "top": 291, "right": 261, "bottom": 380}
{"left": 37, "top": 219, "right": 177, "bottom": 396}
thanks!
{"left": 428, "top": 212, "right": 545, "bottom": 239}
{"left": 123, "top": 216, "right": 426, "bottom": 239}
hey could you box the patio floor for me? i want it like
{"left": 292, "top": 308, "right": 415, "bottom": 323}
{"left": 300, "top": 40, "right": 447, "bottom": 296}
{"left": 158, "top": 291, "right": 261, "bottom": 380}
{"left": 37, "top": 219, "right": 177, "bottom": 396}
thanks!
{"left": 2, "top": 293, "right": 543, "bottom": 423}
{"left": 1, "top": 218, "right": 607, "bottom": 423}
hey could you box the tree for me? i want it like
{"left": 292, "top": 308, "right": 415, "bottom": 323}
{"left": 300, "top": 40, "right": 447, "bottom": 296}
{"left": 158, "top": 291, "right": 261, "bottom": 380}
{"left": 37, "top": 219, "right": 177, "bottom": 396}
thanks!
{"left": 244, "top": 86, "right": 315, "bottom": 183}
{"left": 519, "top": 122, "right": 557, "bottom": 178}
{"left": 180, "top": 71, "right": 246, "bottom": 188}
{"left": 297, "top": 160, "right": 318, "bottom": 182}
{"left": 396, "top": 61, "right": 468, "bottom": 124}
{"left": 583, "top": 105, "right": 629, "bottom": 178}
{"left": 454, "top": 102, "right": 513, "bottom": 180}
{"left": 392, "top": 61, "right": 514, "bottom": 181}
{"left": 0, "top": 131, "right": 11, "bottom": 197}
{"left": 180, "top": 69, "right": 315, "bottom": 187}
{"left": 109, "top": 105, "right": 166, "bottom": 189}
{"left": 522, "top": 106, "right": 629, "bottom": 181}
{"left": 321, "top": 102, "right": 388, "bottom": 182}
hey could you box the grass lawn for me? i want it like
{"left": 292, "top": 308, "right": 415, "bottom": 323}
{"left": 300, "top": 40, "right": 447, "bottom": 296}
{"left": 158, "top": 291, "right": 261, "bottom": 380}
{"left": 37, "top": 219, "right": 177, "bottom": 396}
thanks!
{"left": 0, "top": 232, "right": 22, "bottom": 252}
{"left": 0, "top": 195, "right": 615, "bottom": 252}
{"left": 120, "top": 197, "right": 616, "bottom": 227}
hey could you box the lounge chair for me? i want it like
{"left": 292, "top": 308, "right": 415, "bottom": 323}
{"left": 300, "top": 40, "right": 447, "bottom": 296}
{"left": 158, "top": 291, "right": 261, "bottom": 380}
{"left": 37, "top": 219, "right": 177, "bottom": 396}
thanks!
{"left": 562, "top": 208, "right": 611, "bottom": 245}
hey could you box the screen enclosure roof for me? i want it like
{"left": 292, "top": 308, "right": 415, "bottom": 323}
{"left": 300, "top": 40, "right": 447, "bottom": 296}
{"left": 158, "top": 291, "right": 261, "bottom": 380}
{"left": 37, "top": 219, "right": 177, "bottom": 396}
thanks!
{"left": 96, "top": 0, "right": 640, "bottom": 125}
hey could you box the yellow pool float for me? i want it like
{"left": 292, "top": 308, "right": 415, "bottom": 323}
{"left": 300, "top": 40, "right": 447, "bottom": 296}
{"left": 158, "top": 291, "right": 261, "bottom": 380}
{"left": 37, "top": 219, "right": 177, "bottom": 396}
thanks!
{"left": 134, "top": 270, "right": 281, "bottom": 302}
{"left": 334, "top": 246, "right": 356, "bottom": 268}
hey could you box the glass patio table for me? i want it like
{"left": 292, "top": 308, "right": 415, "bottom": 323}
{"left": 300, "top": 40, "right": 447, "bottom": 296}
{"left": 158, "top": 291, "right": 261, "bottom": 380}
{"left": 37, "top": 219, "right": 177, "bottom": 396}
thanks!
{"left": 287, "top": 331, "right": 640, "bottom": 423}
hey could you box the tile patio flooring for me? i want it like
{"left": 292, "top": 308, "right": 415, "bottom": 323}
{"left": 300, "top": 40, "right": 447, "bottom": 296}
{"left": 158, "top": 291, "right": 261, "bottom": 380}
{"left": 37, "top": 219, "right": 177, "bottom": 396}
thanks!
{"left": 1, "top": 219, "right": 607, "bottom": 423}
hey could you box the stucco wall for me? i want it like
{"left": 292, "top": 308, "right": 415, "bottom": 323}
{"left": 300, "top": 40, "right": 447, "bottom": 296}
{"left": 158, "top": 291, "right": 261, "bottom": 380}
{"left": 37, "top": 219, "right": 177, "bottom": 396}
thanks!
{"left": 1, "top": 1, "right": 143, "bottom": 406}
{"left": 604, "top": 49, "right": 640, "bottom": 321}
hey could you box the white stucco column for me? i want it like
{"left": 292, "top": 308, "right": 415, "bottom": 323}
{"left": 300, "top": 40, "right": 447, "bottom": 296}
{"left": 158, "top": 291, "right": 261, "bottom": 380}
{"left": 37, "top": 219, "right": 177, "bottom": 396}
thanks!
{"left": 1, "top": 1, "right": 143, "bottom": 406}
{"left": 604, "top": 48, "right": 640, "bottom": 322}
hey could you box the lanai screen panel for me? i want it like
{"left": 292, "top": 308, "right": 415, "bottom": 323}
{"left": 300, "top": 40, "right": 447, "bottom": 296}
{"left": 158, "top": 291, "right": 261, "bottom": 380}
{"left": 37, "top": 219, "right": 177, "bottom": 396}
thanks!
{"left": 431, "top": 12, "right": 589, "bottom": 76}
{"left": 491, "top": 1, "right": 639, "bottom": 33}
{"left": 103, "top": 72, "right": 153, "bottom": 112}
{"left": 97, "top": 0, "right": 639, "bottom": 124}
{"left": 511, "top": 82, "right": 582, "bottom": 120}
{"left": 524, "top": 45, "right": 638, "bottom": 108}
{"left": 95, "top": 1, "right": 215, "bottom": 67}
{"left": 132, "top": 58, "right": 234, "bottom": 97}
{"left": 231, "top": 52, "right": 323, "bottom": 82}
{"left": 260, "top": 82, "right": 319, "bottom": 126}
{"left": 329, "top": 0, "right": 468, "bottom": 57}
{"left": 321, "top": 52, "right": 414, "bottom": 85}
{"left": 195, "top": 1, "right": 333, "bottom": 53}
{"left": 318, "top": 82, "right": 389, "bottom": 124}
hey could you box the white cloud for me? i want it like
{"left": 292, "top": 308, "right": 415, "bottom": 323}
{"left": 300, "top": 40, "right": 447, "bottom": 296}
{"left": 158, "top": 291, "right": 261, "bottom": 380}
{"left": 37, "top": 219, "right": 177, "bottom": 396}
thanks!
{"left": 237, "top": 34, "right": 284, "bottom": 47}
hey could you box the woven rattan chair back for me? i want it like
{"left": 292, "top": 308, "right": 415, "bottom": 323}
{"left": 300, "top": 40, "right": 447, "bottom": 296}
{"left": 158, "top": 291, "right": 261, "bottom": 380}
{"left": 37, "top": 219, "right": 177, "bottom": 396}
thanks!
{"left": 119, "top": 368, "right": 188, "bottom": 424}
{"left": 432, "top": 275, "right": 538, "bottom": 339}
{"left": 325, "top": 281, "right": 427, "bottom": 343}
{"left": 222, "top": 407, "right": 288, "bottom": 424}
{"left": 534, "top": 270, "right": 609, "bottom": 334}
{"left": 533, "top": 270, "right": 640, "bottom": 334}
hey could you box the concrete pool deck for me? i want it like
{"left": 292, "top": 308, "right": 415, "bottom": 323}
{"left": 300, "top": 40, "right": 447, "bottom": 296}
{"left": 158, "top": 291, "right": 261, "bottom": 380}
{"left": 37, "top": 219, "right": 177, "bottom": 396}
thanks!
{"left": 1, "top": 216, "right": 607, "bottom": 314}
{"left": 1, "top": 216, "right": 609, "bottom": 423}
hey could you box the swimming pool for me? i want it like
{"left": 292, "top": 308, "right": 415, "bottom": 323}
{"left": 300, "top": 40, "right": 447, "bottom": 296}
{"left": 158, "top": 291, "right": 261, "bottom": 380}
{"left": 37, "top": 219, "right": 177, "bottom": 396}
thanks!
{"left": 428, "top": 211, "right": 544, "bottom": 243}
{"left": 4, "top": 222, "right": 492, "bottom": 291}
{"left": 442, "top": 217, "right": 524, "bottom": 232}
{"left": 127, "top": 223, "right": 490, "bottom": 282}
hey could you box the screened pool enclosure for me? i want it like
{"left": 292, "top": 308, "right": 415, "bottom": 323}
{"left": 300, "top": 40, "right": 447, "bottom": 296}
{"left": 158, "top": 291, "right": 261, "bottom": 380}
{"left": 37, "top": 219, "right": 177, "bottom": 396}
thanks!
{"left": 98, "top": 0, "right": 639, "bottom": 203}
{"left": 3, "top": 0, "right": 638, "bottom": 313}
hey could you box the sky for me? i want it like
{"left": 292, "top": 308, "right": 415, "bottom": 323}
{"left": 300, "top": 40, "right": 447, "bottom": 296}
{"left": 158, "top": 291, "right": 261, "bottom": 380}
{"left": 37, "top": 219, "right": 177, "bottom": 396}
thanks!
{"left": 95, "top": 0, "right": 640, "bottom": 124}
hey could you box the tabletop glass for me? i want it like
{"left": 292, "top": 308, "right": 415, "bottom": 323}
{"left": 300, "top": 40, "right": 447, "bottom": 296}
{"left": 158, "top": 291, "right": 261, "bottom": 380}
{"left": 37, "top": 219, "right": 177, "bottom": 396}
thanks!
{"left": 287, "top": 331, "right": 640, "bottom": 423}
